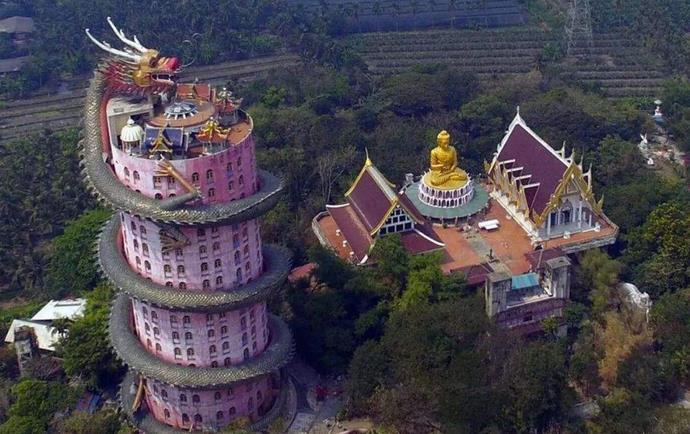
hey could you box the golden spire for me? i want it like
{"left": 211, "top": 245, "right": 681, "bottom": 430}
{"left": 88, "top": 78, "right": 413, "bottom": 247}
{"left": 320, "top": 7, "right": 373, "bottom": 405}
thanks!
{"left": 150, "top": 127, "right": 172, "bottom": 154}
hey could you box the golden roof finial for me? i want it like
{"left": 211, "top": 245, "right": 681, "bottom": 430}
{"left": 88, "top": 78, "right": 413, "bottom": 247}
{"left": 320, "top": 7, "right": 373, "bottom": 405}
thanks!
{"left": 364, "top": 148, "right": 372, "bottom": 167}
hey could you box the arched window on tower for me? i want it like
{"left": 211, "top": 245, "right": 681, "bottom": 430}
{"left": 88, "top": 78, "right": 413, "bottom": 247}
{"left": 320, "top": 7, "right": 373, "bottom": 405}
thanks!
{"left": 192, "top": 172, "right": 199, "bottom": 183}
{"left": 216, "top": 276, "right": 223, "bottom": 286}
{"left": 206, "top": 169, "right": 214, "bottom": 180}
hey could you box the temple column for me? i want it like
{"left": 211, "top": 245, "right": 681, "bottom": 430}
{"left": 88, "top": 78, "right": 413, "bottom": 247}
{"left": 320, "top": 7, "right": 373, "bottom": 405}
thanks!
{"left": 546, "top": 213, "right": 551, "bottom": 237}
{"left": 577, "top": 199, "right": 582, "bottom": 229}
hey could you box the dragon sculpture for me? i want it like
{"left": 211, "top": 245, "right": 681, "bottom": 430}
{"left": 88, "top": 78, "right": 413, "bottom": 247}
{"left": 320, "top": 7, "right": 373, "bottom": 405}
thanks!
{"left": 86, "top": 17, "right": 180, "bottom": 94}
{"left": 81, "top": 18, "right": 284, "bottom": 223}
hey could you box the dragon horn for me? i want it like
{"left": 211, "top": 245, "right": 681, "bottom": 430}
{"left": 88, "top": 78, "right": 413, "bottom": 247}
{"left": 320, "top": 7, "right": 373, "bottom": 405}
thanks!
{"left": 85, "top": 28, "right": 140, "bottom": 63}
{"left": 107, "top": 16, "right": 148, "bottom": 53}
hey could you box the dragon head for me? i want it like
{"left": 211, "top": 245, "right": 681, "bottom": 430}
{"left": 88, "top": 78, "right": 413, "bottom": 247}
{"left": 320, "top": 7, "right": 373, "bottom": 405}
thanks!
{"left": 86, "top": 17, "right": 180, "bottom": 92}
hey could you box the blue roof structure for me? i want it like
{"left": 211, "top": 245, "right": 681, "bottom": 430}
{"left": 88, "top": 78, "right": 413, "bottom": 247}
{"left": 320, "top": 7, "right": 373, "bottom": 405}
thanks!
{"left": 143, "top": 126, "right": 184, "bottom": 150}
{"left": 511, "top": 273, "right": 539, "bottom": 290}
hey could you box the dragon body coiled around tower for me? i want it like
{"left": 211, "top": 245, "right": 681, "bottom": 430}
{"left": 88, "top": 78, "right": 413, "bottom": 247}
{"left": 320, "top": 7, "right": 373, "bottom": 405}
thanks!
{"left": 80, "top": 18, "right": 294, "bottom": 432}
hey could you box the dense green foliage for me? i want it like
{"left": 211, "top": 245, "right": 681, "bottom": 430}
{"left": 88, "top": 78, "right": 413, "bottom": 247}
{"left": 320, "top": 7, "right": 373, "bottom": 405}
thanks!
{"left": 58, "top": 408, "right": 129, "bottom": 434}
{"left": 55, "top": 283, "right": 123, "bottom": 390}
{"left": 44, "top": 208, "right": 111, "bottom": 298}
{"left": 0, "top": 128, "right": 94, "bottom": 294}
{"left": 0, "top": 379, "right": 79, "bottom": 434}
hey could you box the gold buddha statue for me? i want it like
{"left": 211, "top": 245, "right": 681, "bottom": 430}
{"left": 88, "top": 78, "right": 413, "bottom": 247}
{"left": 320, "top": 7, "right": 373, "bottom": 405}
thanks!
{"left": 425, "top": 130, "right": 468, "bottom": 189}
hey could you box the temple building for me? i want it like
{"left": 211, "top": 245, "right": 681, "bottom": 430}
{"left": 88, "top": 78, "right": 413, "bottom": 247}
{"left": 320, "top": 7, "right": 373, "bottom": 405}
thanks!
{"left": 81, "top": 19, "right": 293, "bottom": 431}
{"left": 312, "top": 155, "right": 445, "bottom": 264}
{"left": 313, "top": 112, "right": 618, "bottom": 335}
{"left": 485, "top": 109, "right": 616, "bottom": 248}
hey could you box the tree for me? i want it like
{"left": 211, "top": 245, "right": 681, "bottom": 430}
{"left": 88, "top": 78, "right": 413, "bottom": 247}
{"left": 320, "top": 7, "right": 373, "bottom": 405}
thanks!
{"left": 499, "top": 341, "right": 571, "bottom": 433}
{"left": 346, "top": 339, "right": 390, "bottom": 413}
{"left": 349, "top": 297, "right": 500, "bottom": 433}
{"left": 316, "top": 145, "right": 356, "bottom": 204}
{"left": 593, "top": 311, "right": 652, "bottom": 390}
{"left": 369, "top": 234, "right": 409, "bottom": 294}
{"left": 651, "top": 288, "right": 690, "bottom": 383}
{"left": 0, "top": 379, "right": 77, "bottom": 434}
{"left": 573, "top": 249, "right": 622, "bottom": 315}
{"left": 58, "top": 408, "right": 124, "bottom": 434}
{"left": 0, "top": 129, "right": 95, "bottom": 293}
{"left": 624, "top": 202, "right": 690, "bottom": 297}
{"left": 45, "top": 208, "right": 112, "bottom": 298}
{"left": 56, "top": 283, "right": 123, "bottom": 390}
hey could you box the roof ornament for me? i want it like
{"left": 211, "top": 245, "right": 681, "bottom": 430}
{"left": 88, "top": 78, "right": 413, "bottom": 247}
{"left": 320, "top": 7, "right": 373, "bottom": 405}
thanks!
{"left": 364, "top": 148, "right": 372, "bottom": 167}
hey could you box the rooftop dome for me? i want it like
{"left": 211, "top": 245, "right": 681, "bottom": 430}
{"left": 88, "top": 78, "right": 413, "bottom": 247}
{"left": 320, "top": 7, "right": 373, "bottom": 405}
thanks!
{"left": 120, "top": 118, "right": 144, "bottom": 143}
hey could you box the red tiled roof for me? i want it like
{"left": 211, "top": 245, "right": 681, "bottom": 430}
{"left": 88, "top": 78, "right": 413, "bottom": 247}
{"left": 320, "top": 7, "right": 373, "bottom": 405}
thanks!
{"left": 397, "top": 191, "right": 425, "bottom": 223}
{"left": 327, "top": 204, "right": 373, "bottom": 262}
{"left": 347, "top": 170, "right": 394, "bottom": 232}
{"left": 176, "top": 83, "right": 212, "bottom": 101}
{"left": 415, "top": 221, "right": 444, "bottom": 246}
{"left": 495, "top": 123, "right": 568, "bottom": 216}
{"left": 524, "top": 248, "right": 566, "bottom": 270}
{"left": 452, "top": 263, "right": 495, "bottom": 286}
{"left": 288, "top": 263, "right": 317, "bottom": 283}
{"left": 400, "top": 229, "right": 444, "bottom": 255}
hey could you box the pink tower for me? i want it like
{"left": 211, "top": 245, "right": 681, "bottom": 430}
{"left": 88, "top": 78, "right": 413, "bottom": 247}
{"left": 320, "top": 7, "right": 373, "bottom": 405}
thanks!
{"left": 81, "top": 20, "right": 293, "bottom": 431}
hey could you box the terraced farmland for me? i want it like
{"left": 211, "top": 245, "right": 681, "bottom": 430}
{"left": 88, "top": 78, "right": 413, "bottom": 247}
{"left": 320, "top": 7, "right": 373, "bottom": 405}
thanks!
{"left": 564, "top": 33, "right": 667, "bottom": 98}
{"left": 352, "top": 28, "right": 668, "bottom": 98}
{"left": 351, "top": 28, "right": 555, "bottom": 77}
{"left": 0, "top": 54, "right": 300, "bottom": 145}
{"left": 288, "top": 0, "right": 526, "bottom": 32}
